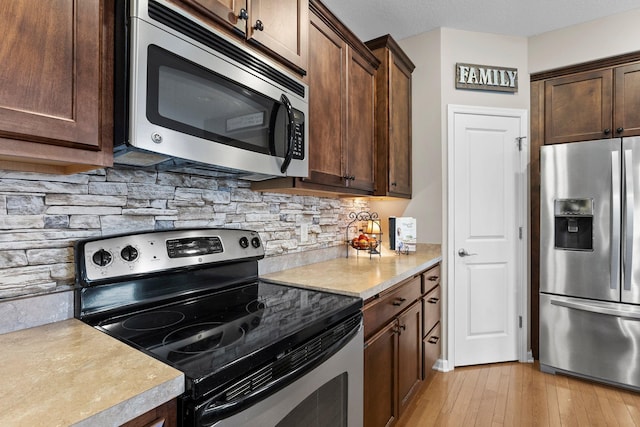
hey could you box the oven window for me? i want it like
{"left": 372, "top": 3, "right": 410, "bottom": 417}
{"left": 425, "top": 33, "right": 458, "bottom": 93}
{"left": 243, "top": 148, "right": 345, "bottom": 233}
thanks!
{"left": 146, "top": 45, "right": 288, "bottom": 157}
{"left": 275, "top": 373, "right": 348, "bottom": 427}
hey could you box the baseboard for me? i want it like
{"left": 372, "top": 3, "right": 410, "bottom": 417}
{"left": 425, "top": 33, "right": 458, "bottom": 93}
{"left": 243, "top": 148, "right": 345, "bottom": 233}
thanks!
{"left": 525, "top": 349, "right": 534, "bottom": 363}
{"left": 434, "top": 358, "right": 454, "bottom": 372}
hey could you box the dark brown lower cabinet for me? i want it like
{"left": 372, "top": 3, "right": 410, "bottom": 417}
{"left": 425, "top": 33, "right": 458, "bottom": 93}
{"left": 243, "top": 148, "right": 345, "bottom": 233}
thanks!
{"left": 364, "top": 300, "right": 422, "bottom": 427}
{"left": 397, "top": 301, "right": 423, "bottom": 415}
{"left": 364, "top": 263, "right": 441, "bottom": 427}
{"left": 364, "top": 276, "right": 431, "bottom": 426}
{"left": 364, "top": 322, "right": 398, "bottom": 427}
{"left": 422, "top": 279, "right": 441, "bottom": 384}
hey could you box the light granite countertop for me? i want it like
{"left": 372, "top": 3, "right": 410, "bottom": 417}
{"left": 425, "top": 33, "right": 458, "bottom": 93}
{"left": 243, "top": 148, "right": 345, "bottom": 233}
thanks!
{"left": 262, "top": 244, "right": 442, "bottom": 300}
{"left": 0, "top": 319, "right": 184, "bottom": 427}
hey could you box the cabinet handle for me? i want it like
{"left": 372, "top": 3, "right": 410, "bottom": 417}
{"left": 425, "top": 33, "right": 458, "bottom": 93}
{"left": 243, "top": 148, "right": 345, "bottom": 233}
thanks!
{"left": 392, "top": 297, "right": 407, "bottom": 306}
{"left": 617, "top": 127, "right": 625, "bottom": 134}
{"left": 427, "top": 275, "right": 439, "bottom": 282}
{"left": 254, "top": 20, "right": 264, "bottom": 31}
{"left": 238, "top": 8, "right": 248, "bottom": 20}
{"left": 604, "top": 128, "right": 611, "bottom": 135}
{"left": 400, "top": 324, "right": 406, "bottom": 331}
{"left": 350, "top": 175, "right": 356, "bottom": 181}
{"left": 427, "top": 297, "right": 439, "bottom": 304}
{"left": 391, "top": 182, "right": 397, "bottom": 186}
{"left": 428, "top": 336, "right": 440, "bottom": 344}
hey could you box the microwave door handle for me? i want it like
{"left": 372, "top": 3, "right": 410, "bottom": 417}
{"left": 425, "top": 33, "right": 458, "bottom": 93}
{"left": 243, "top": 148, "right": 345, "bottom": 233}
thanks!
{"left": 279, "top": 94, "right": 295, "bottom": 174}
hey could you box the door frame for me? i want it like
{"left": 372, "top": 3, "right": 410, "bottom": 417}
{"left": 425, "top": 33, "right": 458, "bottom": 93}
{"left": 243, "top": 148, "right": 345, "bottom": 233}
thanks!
{"left": 444, "top": 104, "right": 531, "bottom": 370}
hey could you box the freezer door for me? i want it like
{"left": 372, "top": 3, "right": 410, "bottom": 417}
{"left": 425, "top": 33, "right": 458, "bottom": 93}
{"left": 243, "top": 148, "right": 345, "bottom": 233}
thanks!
{"left": 540, "top": 139, "right": 621, "bottom": 301}
{"left": 539, "top": 293, "right": 640, "bottom": 390}
{"left": 622, "top": 137, "right": 640, "bottom": 304}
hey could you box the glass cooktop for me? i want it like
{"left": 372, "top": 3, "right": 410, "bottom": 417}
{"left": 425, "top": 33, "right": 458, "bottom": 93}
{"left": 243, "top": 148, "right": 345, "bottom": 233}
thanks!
{"left": 96, "top": 280, "right": 362, "bottom": 397}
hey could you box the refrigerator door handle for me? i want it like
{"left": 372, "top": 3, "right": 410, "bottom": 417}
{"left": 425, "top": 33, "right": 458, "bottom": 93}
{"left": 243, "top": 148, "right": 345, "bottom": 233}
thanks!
{"left": 624, "top": 149, "right": 634, "bottom": 291}
{"left": 611, "top": 150, "right": 621, "bottom": 291}
{"left": 550, "top": 297, "right": 640, "bottom": 321}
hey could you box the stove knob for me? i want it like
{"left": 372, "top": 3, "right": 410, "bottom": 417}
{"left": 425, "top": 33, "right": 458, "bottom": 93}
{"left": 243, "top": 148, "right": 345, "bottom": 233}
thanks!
{"left": 92, "top": 249, "right": 112, "bottom": 267}
{"left": 251, "top": 237, "right": 261, "bottom": 248}
{"left": 120, "top": 245, "right": 139, "bottom": 262}
{"left": 239, "top": 236, "right": 249, "bottom": 249}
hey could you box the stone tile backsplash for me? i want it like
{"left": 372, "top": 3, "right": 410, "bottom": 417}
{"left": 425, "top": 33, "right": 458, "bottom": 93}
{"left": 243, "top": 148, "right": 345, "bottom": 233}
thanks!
{"left": 0, "top": 167, "right": 369, "bottom": 299}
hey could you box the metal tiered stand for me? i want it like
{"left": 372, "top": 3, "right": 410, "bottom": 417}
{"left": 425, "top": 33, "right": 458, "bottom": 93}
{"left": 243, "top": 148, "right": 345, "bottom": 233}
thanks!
{"left": 346, "top": 211, "right": 382, "bottom": 258}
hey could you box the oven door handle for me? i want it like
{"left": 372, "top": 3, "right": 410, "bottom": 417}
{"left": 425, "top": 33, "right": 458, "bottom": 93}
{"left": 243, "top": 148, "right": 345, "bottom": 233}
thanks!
{"left": 279, "top": 94, "right": 295, "bottom": 174}
{"left": 197, "top": 315, "right": 362, "bottom": 426}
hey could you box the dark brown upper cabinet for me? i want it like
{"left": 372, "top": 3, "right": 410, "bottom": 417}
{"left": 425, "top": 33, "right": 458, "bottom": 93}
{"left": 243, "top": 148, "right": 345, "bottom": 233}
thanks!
{"left": 366, "top": 35, "right": 415, "bottom": 199}
{"left": 0, "top": 0, "right": 114, "bottom": 174}
{"left": 252, "top": 0, "right": 379, "bottom": 196}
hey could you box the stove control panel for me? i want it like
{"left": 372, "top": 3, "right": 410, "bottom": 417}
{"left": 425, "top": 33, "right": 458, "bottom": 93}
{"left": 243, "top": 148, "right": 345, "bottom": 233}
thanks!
{"left": 166, "top": 236, "right": 223, "bottom": 258}
{"left": 79, "top": 228, "right": 264, "bottom": 283}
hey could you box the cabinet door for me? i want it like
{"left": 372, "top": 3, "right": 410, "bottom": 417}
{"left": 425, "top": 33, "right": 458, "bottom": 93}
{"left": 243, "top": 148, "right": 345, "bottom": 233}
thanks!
{"left": 387, "top": 55, "right": 413, "bottom": 197}
{"left": 545, "top": 69, "right": 613, "bottom": 144}
{"left": 0, "top": 0, "right": 102, "bottom": 150}
{"left": 248, "top": 0, "right": 308, "bottom": 72}
{"left": 364, "top": 322, "right": 397, "bottom": 427}
{"left": 346, "top": 49, "right": 376, "bottom": 192}
{"left": 397, "top": 301, "right": 422, "bottom": 417}
{"left": 614, "top": 63, "right": 640, "bottom": 138}
{"left": 306, "top": 11, "right": 346, "bottom": 188}
{"left": 0, "top": 0, "right": 113, "bottom": 173}
{"left": 174, "top": 0, "right": 245, "bottom": 33}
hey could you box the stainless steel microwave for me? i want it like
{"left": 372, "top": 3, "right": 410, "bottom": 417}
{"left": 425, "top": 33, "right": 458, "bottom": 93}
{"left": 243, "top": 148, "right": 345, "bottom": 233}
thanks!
{"left": 114, "top": 0, "right": 308, "bottom": 180}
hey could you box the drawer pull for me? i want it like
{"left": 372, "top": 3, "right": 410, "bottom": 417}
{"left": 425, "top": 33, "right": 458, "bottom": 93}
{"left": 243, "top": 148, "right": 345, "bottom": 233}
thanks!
{"left": 427, "top": 275, "right": 439, "bottom": 282}
{"left": 428, "top": 336, "right": 440, "bottom": 344}
{"left": 392, "top": 297, "right": 407, "bottom": 306}
{"left": 427, "top": 297, "right": 439, "bottom": 304}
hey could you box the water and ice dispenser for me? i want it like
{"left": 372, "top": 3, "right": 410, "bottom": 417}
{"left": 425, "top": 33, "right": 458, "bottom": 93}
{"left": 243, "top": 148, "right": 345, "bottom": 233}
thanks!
{"left": 553, "top": 199, "right": 594, "bottom": 251}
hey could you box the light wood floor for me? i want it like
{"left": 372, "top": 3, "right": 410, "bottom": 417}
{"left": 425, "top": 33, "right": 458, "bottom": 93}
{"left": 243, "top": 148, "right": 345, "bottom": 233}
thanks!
{"left": 397, "top": 361, "right": 640, "bottom": 426}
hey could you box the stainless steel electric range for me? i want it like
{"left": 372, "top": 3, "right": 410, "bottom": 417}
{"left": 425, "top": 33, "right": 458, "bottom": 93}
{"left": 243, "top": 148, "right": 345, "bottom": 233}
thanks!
{"left": 74, "top": 228, "right": 364, "bottom": 427}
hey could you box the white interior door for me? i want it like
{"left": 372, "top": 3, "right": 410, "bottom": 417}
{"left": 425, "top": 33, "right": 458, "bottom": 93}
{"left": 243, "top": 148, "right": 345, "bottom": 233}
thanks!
{"left": 450, "top": 107, "right": 524, "bottom": 367}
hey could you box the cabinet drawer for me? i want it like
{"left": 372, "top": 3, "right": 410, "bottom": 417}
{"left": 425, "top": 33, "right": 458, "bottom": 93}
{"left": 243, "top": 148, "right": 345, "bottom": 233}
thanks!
{"left": 423, "top": 322, "right": 441, "bottom": 383}
{"left": 422, "top": 286, "right": 441, "bottom": 337}
{"left": 422, "top": 264, "right": 440, "bottom": 294}
{"left": 364, "top": 275, "right": 421, "bottom": 339}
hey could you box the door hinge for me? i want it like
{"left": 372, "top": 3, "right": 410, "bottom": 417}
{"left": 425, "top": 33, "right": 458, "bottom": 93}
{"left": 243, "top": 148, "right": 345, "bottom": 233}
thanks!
{"left": 516, "top": 136, "right": 527, "bottom": 151}
{"left": 519, "top": 227, "right": 523, "bottom": 239}
{"left": 519, "top": 316, "right": 523, "bottom": 328}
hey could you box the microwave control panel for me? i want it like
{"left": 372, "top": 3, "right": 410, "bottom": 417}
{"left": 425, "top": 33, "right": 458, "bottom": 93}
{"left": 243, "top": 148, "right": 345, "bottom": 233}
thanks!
{"left": 293, "top": 123, "right": 304, "bottom": 159}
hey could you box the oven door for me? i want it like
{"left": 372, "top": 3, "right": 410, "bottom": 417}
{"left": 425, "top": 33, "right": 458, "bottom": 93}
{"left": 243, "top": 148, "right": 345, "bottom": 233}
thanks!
{"left": 119, "top": 0, "right": 308, "bottom": 178}
{"left": 187, "top": 322, "right": 363, "bottom": 427}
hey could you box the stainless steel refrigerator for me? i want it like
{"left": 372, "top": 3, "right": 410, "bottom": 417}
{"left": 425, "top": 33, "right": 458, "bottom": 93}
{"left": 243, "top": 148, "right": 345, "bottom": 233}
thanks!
{"left": 540, "top": 137, "right": 640, "bottom": 390}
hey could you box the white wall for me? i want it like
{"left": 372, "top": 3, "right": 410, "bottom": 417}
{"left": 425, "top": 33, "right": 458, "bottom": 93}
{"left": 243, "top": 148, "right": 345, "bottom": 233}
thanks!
{"left": 440, "top": 28, "right": 530, "bottom": 111}
{"left": 529, "top": 8, "right": 640, "bottom": 73}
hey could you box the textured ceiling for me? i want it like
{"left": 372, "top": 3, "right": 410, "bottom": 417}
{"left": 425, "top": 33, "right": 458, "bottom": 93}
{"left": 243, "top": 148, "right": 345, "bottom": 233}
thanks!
{"left": 319, "top": 0, "right": 640, "bottom": 41}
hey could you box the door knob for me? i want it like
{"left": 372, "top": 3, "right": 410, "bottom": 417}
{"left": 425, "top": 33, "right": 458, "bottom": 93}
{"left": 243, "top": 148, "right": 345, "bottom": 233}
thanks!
{"left": 458, "top": 248, "right": 477, "bottom": 257}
